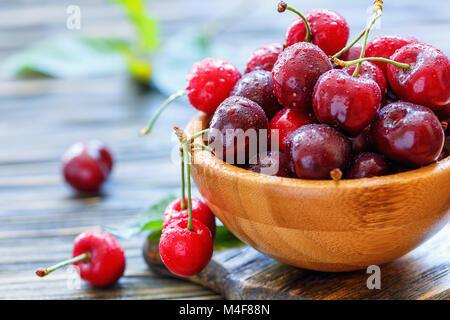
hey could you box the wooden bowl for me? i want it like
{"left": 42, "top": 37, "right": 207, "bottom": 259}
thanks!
{"left": 186, "top": 113, "right": 450, "bottom": 272}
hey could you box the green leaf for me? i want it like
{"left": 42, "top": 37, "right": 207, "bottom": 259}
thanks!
{"left": 1, "top": 37, "right": 128, "bottom": 78}
{"left": 103, "top": 194, "right": 176, "bottom": 239}
{"left": 213, "top": 226, "right": 244, "bottom": 250}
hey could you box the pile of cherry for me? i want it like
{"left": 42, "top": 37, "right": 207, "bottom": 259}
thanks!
{"left": 148, "top": 0, "right": 449, "bottom": 180}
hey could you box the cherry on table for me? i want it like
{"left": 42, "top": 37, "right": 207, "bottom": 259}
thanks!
{"left": 284, "top": 8, "right": 349, "bottom": 56}
{"left": 245, "top": 42, "right": 283, "bottom": 73}
{"left": 62, "top": 140, "right": 113, "bottom": 193}
{"left": 387, "top": 43, "right": 450, "bottom": 110}
{"left": 209, "top": 96, "right": 269, "bottom": 165}
{"left": 346, "top": 152, "right": 390, "bottom": 179}
{"left": 269, "top": 108, "right": 315, "bottom": 152}
{"left": 365, "top": 35, "right": 418, "bottom": 75}
{"left": 163, "top": 197, "right": 216, "bottom": 237}
{"left": 272, "top": 42, "right": 332, "bottom": 110}
{"left": 36, "top": 230, "right": 126, "bottom": 287}
{"left": 312, "top": 69, "right": 382, "bottom": 136}
{"left": 371, "top": 101, "right": 444, "bottom": 166}
{"left": 288, "top": 124, "right": 351, "bottom": 179}
{"left": 159, "top": 218, "right": 213, "bottom": 277}
{"left": 186, "top": 58, "right": 242, "bottom": 115}
{"left": 230, "top": 70, "right": 282, "bottom": 119}
{"left": 248, "top": 151, "right": 291, "bottom": 177}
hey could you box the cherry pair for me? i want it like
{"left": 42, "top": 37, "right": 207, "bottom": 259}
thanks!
{"left": 159, "top": 129, "right": 215, "bottom": 277}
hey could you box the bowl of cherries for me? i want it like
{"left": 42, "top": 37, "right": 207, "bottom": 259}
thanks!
{"left": 145, "top": 1, "right": 450, "bottom": 272}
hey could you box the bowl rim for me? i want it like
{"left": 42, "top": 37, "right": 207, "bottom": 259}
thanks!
{"left": 187, "top": 112, "right": 450, "bottom": 190}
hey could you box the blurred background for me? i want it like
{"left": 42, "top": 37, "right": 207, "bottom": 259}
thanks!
{"left": 0, "top": 0, "right": 449, "bottom": 299}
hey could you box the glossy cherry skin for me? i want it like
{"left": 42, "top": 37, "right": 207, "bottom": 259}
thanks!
{"left": 248, "top": 151, "right": 291, "bottom": 177}
{"left": 209, "top": 96, "right": 268, "bottom": 164}
{"left": 365, "top": 35, "right": 418, "bottom": 75}
{"left": 186, "top": 58, "right": 241, "bottom": 115}
{"left": 288, "top": 124, "right": 351, "bottom": 179}
{"left": 313, "top": 69, "right": 382, "bottom": 136}
{"left": 340, "top": 43, "right": 362, "bottom": 62}
{"left": 346, "top": 152, "right": 390, "bottom": 179}
{"left": 387, "top": 43, "right": 450, "bottom": 110}
{"left": 163, "top": 197, "right": 216, "bottom": 237}
{"left": 245, "top": 42, "right": 283, "bottom": 73}
{"left": 272, "top": 42, "right": 332, "bottom": 110}
{"left": 159, "top": 218, "right": 213, "bottom": 277}
{"left": 62, "top": 140, "right": 113, "bottom": 193}
{"left": 285, "top": 9, "right": 349, "bottom": 56}
{"left": 230, "top": 70, "right": 282, "bottom": 119}
{"left": 371, "top": 101, "right": 444, "bottom": 166}
{"left": 72, "top": 230, "right": 125, "bottom": 287}
{"left": 343, "top": 62, "right": 387, "bottom": 100}
{"left": 269, "top": 108, "right": 315, "bottom": 152}
{"left": 351, "top": 125, "right": 373, "bottom": 154}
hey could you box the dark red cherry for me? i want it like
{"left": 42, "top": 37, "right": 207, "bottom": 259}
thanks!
{"left": 269, "top": 108, "right": 314, "bottom": 152}
{"left": 351, "top": 125, "right": 373, "bottom": 153}
{"left": 272, "top": 42, "right": 332, "bottom": 110}
{"left": 209, "top": 96, "right": 269, "bottom": 164}
{"left": 371, "top": 101, "right": 444, "bottom": 166}
{"left": 346, "top": 152, "right": 390, "bottom": 179}
{"left": 248, "top": 151, "right": 291, "bottom": 177}
{"left": 437, "top": 148, "right": 449, "bottom": 161}
{"left": 340, "top": 43, "right": 362, "bottom": 61}
{"left": 343, "top": 61, "right": 387, "bottom": 100}
{"left": 312, "top": 69, "right": 382, "bottom": 135}
{"left": 285, "top": 9, "right": 349, "bottom": 56}
{"left": 365, "top": 35, "right": 418, "bottom": 75}
{"left": 288, "top": 124, "right": 351, "bottom": 179}
{"left": 387, "top": 43, "right": 450, "bottom": 110}
{"left": 230, "top": 70, "right": 282, "bottom": 119}
{"left": 245, "top": 42, "right": 284, "bottom": 73}
{"left": 186, "top": 58, "right": 241, "bottom": 115}
{"left": 62, "top": 140, "right": 113, "bottom": 193}
{"left": 436, "top": 103, "right": 450, "bottom": 122}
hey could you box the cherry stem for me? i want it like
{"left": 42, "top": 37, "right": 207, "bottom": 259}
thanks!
{"left": 139, "top": 89, "right": 186, "bottom": 136}
{"left": 191, "top": 143, "right": 212, "bottom": 152}
{"left": 331, "top": 29, "right": 365, "bottom": 60}
{"left": 353, "top": 0, "right": 384, "bottom": 77}
{"left": 180, "top": 148, "right": 186, "bottom": 210}
{"left": 36, "top": 252, "right": 90, "bottom": 277}
{"left": 333, "top": 57, "right": 411, "bottom": 70}
{"left": 442, "top": 121, "right": 448, "bottom": 131}
{"left": 189, "top": 128, "right": 210, "bottom": 143}
{"left": 278, "top": 2, "right": 312, "bottom": 43}
{"left": 330, "top": 168, "right": 343, "bottom": 181}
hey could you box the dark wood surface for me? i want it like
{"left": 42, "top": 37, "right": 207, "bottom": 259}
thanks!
{"left": 0, "top": 0, "right": 449, "bottom": 300}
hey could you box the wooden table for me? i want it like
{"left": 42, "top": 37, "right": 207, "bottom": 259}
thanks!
{"left": 0, "top": 0, "right": 449, "bottom": 300}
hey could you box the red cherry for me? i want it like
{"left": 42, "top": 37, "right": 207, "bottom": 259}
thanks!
{"left": 340, "top": 43, "right": 362, "bottom": 61}
{"left": 245, "top": 42, "right": 283, "bottom": 73}
{"left": 371, "top": 101, "right": 444, "bottom": 166}
{"left": 272, "top": 42, "right": 332, "bottom": 110}
{"left": 159, "top": 218, "right": 213, "bottom": 277}
{"left": 350, "top": 125, "right": 373, "bottom": 154}
{"left": 269, "top": 108, "right": 314, "bottom": 152}
{"left": 186, "top": 58, "right": 241, "bottom": 115}
{"left": 36, "top": 230, "right": 125, "bottom": 287}
{"left": 163, "top": 197, "right": 216, "bottom": 237}
{"left": 285, "top": 9, "right": 349, "bottom": 56}
{"left": 288, "top": 124, "right": 351, "bottom": 179}
{"left": 436, "top": 103, "right": 450, "bottom": 122}
{"left": 72, "top": 230, "right": 126, "bottom": 287}
{"left": 313, "top": 69, "right": 382, "bottom": 135}
{"left": 365, "top": 35, "right": 418, "bottom": 75}
{"left": 248, "top": 151, "right": 291, "bottom": 177}
{"left": 346, "top": 152, "right": 390, "bottom": 179}
{"left": 62, "top": 140, "right": 113, "bottom": 193}
{"left": 230, "top": 70, "right": 282, "bottom": 119}
{"left": 342, "top": 61, "right": 387, "bottom": 100}
{"left": 209, "top": 96, "right": 269, "bottom": 164}
{"left": 387, "top": 43, "right": 450, "bottom": 110}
